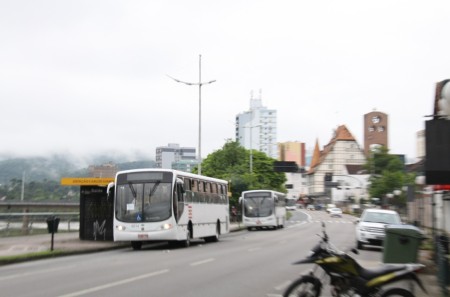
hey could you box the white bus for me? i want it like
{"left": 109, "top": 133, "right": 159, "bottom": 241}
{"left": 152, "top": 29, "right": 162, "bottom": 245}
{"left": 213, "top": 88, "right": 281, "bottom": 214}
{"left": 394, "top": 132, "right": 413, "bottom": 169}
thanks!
{"left": 109, "top": 169, "right": 229, "bottom": 250}
{"left": 239, "top": 190, "right": 287, "bottom": 230}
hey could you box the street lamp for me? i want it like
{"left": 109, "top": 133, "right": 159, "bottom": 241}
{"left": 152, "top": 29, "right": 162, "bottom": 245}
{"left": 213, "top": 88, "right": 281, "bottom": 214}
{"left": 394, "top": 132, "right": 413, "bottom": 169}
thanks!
{"left": 385, "top": 193, "right": 394, "bottom": 208}
{"left": 244, "top": 124, "right": 261, "bottom": 173}
{"left": 335, "top": 174, "right": 366, "bottom": 203}
{"left": 168, "top": 55, "right": 216, "bottom": 175}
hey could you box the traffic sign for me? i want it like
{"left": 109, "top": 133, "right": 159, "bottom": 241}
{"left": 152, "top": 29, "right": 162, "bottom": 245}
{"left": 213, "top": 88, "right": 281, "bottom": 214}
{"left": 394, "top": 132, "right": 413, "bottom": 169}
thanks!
{"left": 60, "top": 177, "right": 114, "bottom": 186}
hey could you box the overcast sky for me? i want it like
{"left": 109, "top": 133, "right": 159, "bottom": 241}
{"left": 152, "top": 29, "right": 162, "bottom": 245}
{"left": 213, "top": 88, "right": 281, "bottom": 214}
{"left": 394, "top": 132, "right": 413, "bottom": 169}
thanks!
{"left": 1, "top": 1, "right": 449, "bottom": 163}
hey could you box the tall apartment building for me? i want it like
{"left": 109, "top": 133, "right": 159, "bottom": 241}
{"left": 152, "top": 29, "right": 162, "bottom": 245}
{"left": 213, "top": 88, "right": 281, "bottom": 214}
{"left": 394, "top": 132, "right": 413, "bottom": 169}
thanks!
{"left": 155, "top": 143, "right": 197, "bottom": 171}
{"left": 235, "top": 92, "right": 278, "bottom": 158}
{"left": 364, "top": 110, "right": 389, "bottom": 156}
{"left": 416, "top": 130, "right": 425, "bottom": 160}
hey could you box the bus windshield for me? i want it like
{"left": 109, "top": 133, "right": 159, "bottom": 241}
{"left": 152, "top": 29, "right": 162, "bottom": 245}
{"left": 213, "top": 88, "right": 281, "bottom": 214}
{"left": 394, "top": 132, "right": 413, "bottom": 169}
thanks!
{"left": 115, "top": 181, "right": 172, "bottom": 222}
{"left": 243, "top": 192, "right": 273, "bottom": 217}
{"left": 286, "top": 199, "right": 296, "bottom": 207}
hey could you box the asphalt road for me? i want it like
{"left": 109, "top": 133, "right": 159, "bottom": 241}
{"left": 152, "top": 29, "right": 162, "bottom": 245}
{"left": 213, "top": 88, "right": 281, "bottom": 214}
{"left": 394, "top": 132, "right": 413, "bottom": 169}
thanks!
{"left": 0, "top": 211, "right": 382, "bottom": 297}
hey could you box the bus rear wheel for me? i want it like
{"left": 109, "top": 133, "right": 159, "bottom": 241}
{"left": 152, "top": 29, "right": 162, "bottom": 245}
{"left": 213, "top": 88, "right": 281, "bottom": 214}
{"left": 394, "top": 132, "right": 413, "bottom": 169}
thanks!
{"left": 205, "top": 223, "right": 220, "bottom": 243}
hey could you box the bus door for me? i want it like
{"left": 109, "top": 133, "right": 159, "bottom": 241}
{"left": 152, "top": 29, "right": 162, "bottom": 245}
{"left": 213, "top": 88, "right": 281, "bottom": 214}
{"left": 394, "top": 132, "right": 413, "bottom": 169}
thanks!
{"left": 173, "top": 178, "right": 185, "bottom": 222}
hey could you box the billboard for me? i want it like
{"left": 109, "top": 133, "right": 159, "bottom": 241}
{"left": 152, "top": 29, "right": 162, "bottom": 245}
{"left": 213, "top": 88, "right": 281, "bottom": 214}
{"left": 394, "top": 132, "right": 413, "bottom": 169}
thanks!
{"left": 425, "top": 119, "right": 450, "bottom": 184}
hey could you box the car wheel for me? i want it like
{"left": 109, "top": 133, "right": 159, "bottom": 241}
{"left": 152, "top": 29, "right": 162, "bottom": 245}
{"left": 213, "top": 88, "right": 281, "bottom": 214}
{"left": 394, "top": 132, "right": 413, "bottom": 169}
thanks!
{"left": 357, "top": 240, "right": 364, "bottom": 250}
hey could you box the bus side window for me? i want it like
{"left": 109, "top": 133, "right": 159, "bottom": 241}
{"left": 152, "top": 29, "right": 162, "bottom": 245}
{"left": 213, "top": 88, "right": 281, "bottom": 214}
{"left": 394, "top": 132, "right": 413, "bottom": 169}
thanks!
{"left": 184, "top": 178, "right": 191, "bottom": 191}
{"left": 192, "top": 180, "right": 199, "bottom": 203}
{"left": 199, "top": 181, "right": 205, "bottom": 203}
{"left": 184, "top": 178, "right": 192, "bottom": 203}
{"left": 220, "top": 185, "right": 226, "bottom": 204}
{"left": 205, "top": 182, "right": 211, "bottom": 203}
{"left": 212, "top": 183, "right": 218, "bottom": 203}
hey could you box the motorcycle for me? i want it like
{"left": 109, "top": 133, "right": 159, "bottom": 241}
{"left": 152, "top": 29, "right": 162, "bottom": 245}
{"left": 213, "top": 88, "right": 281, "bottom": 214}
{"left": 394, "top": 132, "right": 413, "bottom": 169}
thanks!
{"left": 284, "top": 223, "right": 426, "bottom": 297}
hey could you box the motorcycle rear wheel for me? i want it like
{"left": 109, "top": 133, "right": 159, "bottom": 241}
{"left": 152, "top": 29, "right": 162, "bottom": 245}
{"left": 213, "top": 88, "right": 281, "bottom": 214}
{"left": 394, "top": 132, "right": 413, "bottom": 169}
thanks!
{"left": 381, "top": 287, "right": 414, "bottom": 297}
{"left": 283, "top": 275, "right": 321, "bottom": 297}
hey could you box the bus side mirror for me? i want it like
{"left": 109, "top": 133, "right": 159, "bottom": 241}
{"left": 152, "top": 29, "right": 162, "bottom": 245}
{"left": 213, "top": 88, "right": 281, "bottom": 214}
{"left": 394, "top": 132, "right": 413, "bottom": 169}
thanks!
{"left": 107, "top": 182, "right": 115, "bottom": 199}
{"left": 238, "top": 197, "right": 242, "bottom": 204}
{"left": 176, "top": 178, "right": 185, "bottom": 193}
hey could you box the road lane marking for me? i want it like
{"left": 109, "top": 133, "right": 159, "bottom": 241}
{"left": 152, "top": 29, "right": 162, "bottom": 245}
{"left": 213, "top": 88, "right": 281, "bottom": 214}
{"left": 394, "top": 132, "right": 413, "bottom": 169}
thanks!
{"left": 190, "top": 258, "right": 215, "bottom": 266}
{"left": 0, "top": 265, "right": 76, "bottom": 281}
{"left": 58, "top": 269, "right": 169, "bottom": 297}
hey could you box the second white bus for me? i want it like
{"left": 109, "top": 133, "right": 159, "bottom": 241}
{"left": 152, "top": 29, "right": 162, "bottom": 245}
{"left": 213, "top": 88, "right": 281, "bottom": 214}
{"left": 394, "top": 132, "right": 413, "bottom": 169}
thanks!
{"left": 239, "top": 190, "right": 287, "bottom": 230}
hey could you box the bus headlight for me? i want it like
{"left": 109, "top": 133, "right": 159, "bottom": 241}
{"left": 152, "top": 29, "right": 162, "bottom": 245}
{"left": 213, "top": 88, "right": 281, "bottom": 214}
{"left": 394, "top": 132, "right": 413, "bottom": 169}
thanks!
{"left": 161, "top": 224, "right": 173, "bottom": 230}
{"left": 116, "top": 225, "right": 126, "bottom": 231}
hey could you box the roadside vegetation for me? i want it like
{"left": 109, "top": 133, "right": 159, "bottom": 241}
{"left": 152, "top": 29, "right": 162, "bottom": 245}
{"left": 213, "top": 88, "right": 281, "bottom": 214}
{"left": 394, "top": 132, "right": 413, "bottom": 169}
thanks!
{"left": 192, "top": 140, "right": 287, "bottom": 207}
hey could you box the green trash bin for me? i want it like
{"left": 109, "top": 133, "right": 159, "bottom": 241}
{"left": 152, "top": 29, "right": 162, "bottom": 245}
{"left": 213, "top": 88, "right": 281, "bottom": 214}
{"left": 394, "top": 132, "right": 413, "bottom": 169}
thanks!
{"left": 383, "top": 224, "right": 424, "bottom": 263}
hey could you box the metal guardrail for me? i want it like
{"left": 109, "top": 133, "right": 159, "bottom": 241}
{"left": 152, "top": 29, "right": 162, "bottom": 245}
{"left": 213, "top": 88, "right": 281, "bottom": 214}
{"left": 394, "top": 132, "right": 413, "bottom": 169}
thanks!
{"left": 0, "top": 212, "right": 80, "bottom": 235}
{"left": 0, "top": 201, "right": 79, "bottom": 208}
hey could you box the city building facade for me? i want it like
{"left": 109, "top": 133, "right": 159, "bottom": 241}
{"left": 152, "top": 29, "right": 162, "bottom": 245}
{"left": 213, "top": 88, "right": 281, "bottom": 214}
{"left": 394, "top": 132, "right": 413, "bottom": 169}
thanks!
{"left": 307, "top": 125, "right": 367, "bottom": 204}
{"left": 278, "top": 141, "right": 308, "bottom": 201}
{"left": 416, "top": 129, "right": 425, "bottom": 160}
{"left": 278, "top": 141, "right": 306, "bottom": 167}
{"left": 155, "top": 143, "right": 198, "bottom": 171}
{"left": 88, "top": 162, "right": 118, "bottom": 178}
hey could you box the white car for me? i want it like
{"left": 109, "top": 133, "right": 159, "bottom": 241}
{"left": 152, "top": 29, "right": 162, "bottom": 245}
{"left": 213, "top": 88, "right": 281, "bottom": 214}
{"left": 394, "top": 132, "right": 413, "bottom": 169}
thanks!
{"left": 326, "top": 204, "right": 336, "bottom": 213}
{"left": 355, "top": 209, "right": 401, "bottom": 250}
{"left": 329, "top": 208, "right": 343, "bottom": 217}
{"left": 286, "top": 205, "right": 297, "bottom": 211}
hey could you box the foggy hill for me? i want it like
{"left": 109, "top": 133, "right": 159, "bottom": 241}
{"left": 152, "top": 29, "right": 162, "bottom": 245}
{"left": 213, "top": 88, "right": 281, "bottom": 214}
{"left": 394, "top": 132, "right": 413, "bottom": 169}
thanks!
{"left": 0, "top": 154, "right": 155, "bottom": 184}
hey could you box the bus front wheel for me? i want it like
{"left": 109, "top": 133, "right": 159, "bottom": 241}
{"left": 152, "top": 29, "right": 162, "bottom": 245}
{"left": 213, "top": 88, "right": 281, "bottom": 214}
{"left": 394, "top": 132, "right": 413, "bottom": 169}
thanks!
{"left": 179, "top": 230, "right": 190, "bottom": 248}
{"left": 131, "top": 241, "right": 142, "bottom": 250}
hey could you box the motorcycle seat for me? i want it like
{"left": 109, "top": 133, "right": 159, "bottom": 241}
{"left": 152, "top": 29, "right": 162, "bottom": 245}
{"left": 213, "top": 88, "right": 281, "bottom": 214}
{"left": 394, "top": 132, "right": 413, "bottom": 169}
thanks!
{"left": 359, "top": 264, "right": 406, "bottom": 280}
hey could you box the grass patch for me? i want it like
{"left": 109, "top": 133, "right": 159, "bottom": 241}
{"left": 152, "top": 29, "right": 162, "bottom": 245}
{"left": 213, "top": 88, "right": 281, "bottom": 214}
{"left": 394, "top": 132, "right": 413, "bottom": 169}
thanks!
{"left": 0, "top": 250, "right": 65, "bottom": 265}
{"left": 0, "top": 229, "right": 75, "bottom": 238}
{"left": 286, "top": 211, "right": 293, "bottom": 220}
{"left": 0, "top": 229, "right": 49, "bottom": 238}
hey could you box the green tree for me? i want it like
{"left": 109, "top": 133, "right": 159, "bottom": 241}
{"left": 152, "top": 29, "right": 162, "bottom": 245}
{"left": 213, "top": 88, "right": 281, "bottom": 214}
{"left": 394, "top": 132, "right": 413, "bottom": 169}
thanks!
{"left": 199, "top": 140, "right": 287, "bottom": 206}
{"left": 365, "top": 146, "right": 415, "bottom": 207}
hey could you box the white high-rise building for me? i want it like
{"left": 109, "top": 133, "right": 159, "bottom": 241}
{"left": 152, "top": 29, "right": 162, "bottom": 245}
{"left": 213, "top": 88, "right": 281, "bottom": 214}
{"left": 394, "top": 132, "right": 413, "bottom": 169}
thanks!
{"left": 235, "top": 91, "right": 277, "bottom": 158}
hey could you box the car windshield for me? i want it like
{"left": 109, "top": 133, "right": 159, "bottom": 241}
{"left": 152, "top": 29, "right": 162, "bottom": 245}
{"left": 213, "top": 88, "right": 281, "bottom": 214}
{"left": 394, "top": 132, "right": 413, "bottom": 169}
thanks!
{"left": 362, "top": 211, "right": 400, "bottom": 224}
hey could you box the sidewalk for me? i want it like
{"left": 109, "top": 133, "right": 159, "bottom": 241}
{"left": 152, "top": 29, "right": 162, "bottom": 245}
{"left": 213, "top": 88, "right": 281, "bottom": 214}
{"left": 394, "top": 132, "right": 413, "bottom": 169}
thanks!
{"left": 416, "top": 249, "right": 443, "bottom": 297}
{"left": 0, "top": 232, "right": 125, "bottom": 258}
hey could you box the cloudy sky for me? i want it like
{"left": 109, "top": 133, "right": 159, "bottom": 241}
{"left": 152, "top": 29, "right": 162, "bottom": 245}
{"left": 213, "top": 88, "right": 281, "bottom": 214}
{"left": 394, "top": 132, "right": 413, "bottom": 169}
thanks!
{"left": 1, "top": 1, "right": 449, "bottom": 162}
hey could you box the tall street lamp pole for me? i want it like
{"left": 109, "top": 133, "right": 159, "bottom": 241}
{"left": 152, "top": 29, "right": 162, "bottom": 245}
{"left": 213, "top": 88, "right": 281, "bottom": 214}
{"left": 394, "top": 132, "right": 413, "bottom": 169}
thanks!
{"left": 245, "top": 125, "right": 261, "bottom": 173}
{"left": 168, "top": 55, "right": 216, "bottom": 175}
